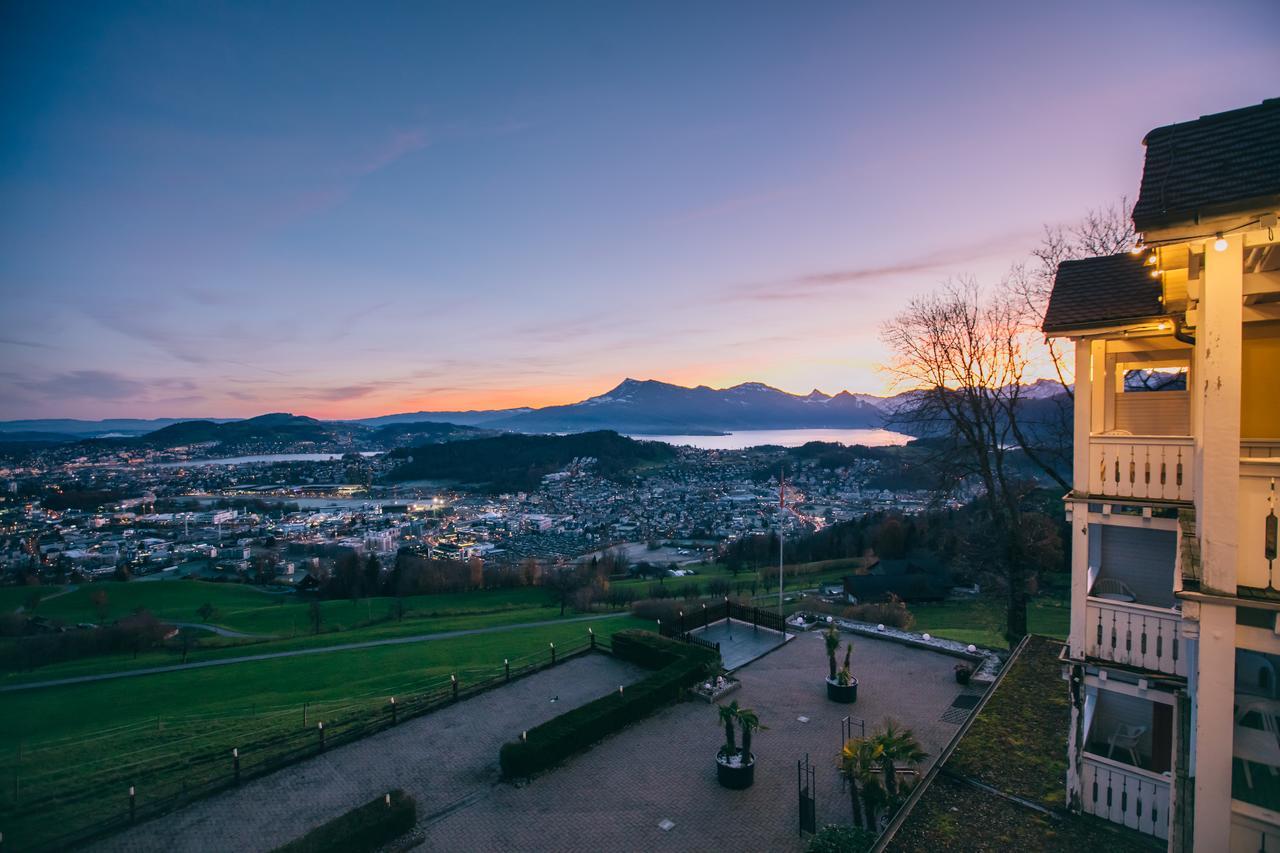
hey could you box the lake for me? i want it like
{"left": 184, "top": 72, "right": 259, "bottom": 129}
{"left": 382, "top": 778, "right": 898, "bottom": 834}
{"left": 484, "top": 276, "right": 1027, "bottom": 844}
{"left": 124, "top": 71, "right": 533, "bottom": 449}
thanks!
{"left": 629, "top": 428, "right": 912, "bottom": 450}
{"left": 152, "top": 452, "right": 382, "bottom": 467}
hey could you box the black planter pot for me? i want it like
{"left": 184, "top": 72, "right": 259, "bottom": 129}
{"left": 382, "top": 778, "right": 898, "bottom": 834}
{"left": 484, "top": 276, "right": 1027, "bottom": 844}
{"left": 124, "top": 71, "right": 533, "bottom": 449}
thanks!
{"left": 955, "top": 669, "right": 972, "bottom": 685}
{"left": 826, "top": 676, "right": 858, "bottom": 703}
{"left": 716, "top": 752, "right": 756, "bottom": 789}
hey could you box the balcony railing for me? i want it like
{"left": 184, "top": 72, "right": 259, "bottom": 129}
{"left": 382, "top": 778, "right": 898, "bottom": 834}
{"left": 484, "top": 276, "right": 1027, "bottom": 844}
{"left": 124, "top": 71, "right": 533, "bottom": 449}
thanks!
{"left": 1085, "top": 597, "right": 1185, "bottom": 676}
{"left": 1242, "top": 439, "right": 1280, "bottom": 460}
{"left": 1239, "top": 456, "right": 1280, "bottom": 592}
{"left": 1081, "top": 752, "right": 1171, "bottom": 840}
{"left": 1088, "top": 435, "right": 1194, "bottom": 502}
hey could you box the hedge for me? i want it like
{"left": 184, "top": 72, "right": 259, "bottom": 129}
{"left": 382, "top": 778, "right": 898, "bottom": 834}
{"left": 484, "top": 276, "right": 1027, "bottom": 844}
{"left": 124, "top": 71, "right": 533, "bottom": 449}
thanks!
{"left": 499, "top": 630, "right": 718, "bottom": 778}
{"left": 272, "top": 789, "right": 417, "bottom": 853}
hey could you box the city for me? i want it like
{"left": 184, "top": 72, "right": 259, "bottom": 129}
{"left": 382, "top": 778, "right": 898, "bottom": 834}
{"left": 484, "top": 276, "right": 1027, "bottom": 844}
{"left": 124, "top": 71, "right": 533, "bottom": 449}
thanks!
{"left": 1, "top": 3, "right": 1277, "bottom": 852}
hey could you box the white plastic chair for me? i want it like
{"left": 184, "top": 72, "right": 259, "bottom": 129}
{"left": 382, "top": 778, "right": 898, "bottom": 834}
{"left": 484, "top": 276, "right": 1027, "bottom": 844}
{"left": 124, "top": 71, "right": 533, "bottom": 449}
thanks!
{"left": 1092, "top": 578, "right": 1137, "bottom": 602}
{"left": 1107, "top": 724, "right": 1147, "bottom": 766}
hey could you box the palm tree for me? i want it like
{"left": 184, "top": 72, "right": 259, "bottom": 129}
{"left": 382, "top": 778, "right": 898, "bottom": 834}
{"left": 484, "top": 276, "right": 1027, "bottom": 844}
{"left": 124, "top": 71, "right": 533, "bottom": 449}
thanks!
{"left": 870, "top": 719, "right": 928, "bottom": 801}
{"left": 736, "top": 707, "right": 765, "bottom": 760}
{"left": 824, "top": 626, "right": 840, "bottom": 680}
{"left": 838, "top": 737, "right": 885, "bottom": 829}
{"left": 718, "top": 700, "right": 740, "bottom": 757}
{"left": 837, "top": 642, "right": 854, "bottom": 686}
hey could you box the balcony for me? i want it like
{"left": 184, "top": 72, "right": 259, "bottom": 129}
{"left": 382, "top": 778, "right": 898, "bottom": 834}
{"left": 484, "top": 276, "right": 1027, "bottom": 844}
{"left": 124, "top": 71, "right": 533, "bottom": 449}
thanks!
{"left": 1088, "top": 434, "right": 1194, "bottom": 502}
{"left": 1238, "top": 450, "right": 1280, "bottom": 592}
{"left": 1081, "top": 753, "right": 1171, "bottom": 840}
{"left": 1084, "top": 597, "right": 1184, "bottom": 676}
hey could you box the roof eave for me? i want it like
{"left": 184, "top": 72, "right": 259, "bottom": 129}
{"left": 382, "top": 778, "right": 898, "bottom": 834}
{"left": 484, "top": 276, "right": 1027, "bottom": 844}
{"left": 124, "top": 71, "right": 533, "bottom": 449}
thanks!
{"left": 1041, "top": 314, "right": 1173, "bottom": 338}
{"left": 1134, "top": 194, "right": 1280, "bottom": 237}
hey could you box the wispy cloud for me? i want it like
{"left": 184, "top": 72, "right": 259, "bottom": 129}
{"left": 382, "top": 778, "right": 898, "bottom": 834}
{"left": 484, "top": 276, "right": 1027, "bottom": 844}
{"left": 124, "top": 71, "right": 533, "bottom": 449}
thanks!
{"left": 356, "top": 128, "right": 430, "bottom": 176}
{"left": 731, "top": 230, "right": 1036, "bottom": 302}
{"left": 16, "top": 370, "right": 196, "bottom": 401}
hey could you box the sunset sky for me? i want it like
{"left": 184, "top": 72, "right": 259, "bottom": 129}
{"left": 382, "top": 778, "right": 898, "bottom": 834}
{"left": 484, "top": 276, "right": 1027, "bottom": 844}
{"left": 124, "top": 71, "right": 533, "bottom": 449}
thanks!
{"left": 2, "top": 1, "right": 1277, "bottom": 420}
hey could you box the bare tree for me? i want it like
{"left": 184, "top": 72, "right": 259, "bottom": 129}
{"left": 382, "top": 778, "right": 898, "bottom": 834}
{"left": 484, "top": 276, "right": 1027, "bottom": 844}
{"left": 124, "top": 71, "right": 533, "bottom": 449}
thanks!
{"left": 882, "top": 279, "right": 1067, "bottom": 642}
{"left": 1005, "top": 198, "right": 1137, "bottom": 398}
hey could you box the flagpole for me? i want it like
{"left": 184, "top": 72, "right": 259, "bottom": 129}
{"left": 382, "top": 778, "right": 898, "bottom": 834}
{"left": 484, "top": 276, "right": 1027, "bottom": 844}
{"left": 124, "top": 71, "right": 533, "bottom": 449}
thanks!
{"left": 778, "top": 468, "right": 785, "bottom": 623}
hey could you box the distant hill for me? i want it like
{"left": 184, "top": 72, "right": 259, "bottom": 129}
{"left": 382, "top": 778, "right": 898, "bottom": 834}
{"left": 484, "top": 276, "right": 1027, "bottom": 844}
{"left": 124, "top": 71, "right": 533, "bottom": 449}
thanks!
{"left": 370, "top": 421, "right": 495, "bottom": 446}
{"left": 356, "top": 408, "right": 532, "bottom": 428}
{"left": 384, "top": 430, "right": 676, "bottom": 491}
{"left": 0, "top": 417, "right": 237, "bottom": 437}
{"left": 136, "top": 413, "right": 347, "bottom": 447}
{"left": 464, "top": 379, "right": 889, "bottom": 434}
{"left": 1, "top": 377, "right": 1072, "bottom": 443}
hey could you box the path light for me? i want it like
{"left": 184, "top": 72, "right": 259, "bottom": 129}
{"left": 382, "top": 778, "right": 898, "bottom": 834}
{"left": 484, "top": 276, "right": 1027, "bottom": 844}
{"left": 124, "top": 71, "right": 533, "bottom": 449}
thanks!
{"left": 385, "top": 793, "right": 392, "bottom": 807}
{"left": 967, "top": 644, "right": 978, "bottom": 653}
{"left": 877, "top": 623, "right": 885, "bottom": 631}
{"left": 521, "top": 731, "right": 527, "bottom": 742}
{"left": 826, "top": 616, "right": 833, "bottom": 623}
{"left": 619, "top": 685, "right": 624, "bottom": 695}
{"left": 922, "top": 633, "right": 931, "bottom": 641}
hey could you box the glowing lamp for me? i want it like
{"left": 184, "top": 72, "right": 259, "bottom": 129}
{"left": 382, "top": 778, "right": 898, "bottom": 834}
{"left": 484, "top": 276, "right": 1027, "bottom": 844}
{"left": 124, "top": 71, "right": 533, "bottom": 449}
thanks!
{"left": 1214, "top": 233, "right": 1229, "bottom": 252}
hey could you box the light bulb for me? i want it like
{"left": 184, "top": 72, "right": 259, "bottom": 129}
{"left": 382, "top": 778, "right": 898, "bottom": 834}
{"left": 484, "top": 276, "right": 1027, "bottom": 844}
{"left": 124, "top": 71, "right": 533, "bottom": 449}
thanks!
{"left": 1129, "top": 244, "right": 1144, "bottom": 255}
{"left": 1213, "top": 234, "right": 1228, "bottom": 252}
{"left": 1150, "top": 269, "right": 1161, "bottom": 278}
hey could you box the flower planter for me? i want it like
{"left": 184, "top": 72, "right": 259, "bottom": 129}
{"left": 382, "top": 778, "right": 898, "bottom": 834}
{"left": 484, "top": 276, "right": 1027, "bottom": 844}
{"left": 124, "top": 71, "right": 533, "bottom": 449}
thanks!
{"left": 826, "top": 676, "right": 858, "bottom": 703}
{"left": 954, "top": 668, "right": 972, "bottom": 685}
{"left": 716, "top": 752, "right": 755, "bottom": 789}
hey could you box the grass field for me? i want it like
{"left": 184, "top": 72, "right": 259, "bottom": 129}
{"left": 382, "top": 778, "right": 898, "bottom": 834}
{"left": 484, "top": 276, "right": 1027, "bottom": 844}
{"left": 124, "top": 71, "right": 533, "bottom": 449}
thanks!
{"left": 24, "top": 581, "right": 560, "bottom": 636}
{"left": 908, "top": 597, "right": 1070, "bottom": 648}
{"left": 0, "top": 615, "right": 650, "bottom": 850}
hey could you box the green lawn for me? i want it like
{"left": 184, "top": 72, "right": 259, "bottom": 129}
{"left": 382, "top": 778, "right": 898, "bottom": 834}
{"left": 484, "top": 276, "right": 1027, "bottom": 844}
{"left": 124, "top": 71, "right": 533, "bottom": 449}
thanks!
{"left": 908, "top": 596, "right": 1070, "bottom": 649}
{"left": 25, "top": 580, "right": 560, "bottom": 636}
{"left": 0, "top": 615, "right": 651, "bottom": 851}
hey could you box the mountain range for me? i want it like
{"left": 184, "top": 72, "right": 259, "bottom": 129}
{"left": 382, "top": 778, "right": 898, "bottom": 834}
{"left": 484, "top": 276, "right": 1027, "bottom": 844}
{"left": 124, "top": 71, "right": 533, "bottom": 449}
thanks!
{"left": 0, "top": 378, "right": 1069, "bottom": 445}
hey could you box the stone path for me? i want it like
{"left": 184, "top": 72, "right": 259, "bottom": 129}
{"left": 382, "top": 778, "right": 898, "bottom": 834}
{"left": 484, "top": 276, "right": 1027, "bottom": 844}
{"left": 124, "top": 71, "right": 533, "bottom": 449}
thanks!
{"left": 90, "top": 652, "right": 648, "bottom": 852}
{"left": 419, "top": 630, "right": 977, "bottom": 852}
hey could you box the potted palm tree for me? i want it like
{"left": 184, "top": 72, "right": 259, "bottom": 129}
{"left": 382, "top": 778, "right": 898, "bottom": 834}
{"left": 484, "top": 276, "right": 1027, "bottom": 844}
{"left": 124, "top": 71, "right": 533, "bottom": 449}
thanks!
{"left": 826, "top": 634, "right": 858, "bottom": 703}
{"left": 715, "top": 700, "right": 762, "bottom": 789}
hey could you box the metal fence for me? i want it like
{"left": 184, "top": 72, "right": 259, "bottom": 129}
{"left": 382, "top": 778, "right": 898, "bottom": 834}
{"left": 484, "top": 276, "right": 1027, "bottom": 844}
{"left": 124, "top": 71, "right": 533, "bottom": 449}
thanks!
{"left": 2, "top": 633, "right": 607, "bottom": 852}
{"left": 656, "top": 599, "right": 789, "bottom": 640}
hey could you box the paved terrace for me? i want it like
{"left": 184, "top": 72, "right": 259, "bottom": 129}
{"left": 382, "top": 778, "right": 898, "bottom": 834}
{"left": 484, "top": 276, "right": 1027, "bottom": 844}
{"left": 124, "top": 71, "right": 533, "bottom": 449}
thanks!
{"left": 91, "top": 631, "right": 979, "bottom": 853}
{"left": 89, "top": 653, "right": 649, "bottom": 853}
{"left": 419, "top": 630, "right": 978, "bottom": 852}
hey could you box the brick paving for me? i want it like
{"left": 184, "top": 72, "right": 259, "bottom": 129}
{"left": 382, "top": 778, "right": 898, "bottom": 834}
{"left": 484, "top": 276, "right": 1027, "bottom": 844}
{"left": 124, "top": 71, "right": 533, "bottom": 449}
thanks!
{"left": 419, "top": 630, "right": 976, "bottom": 852}
{"left": 89, "top": 653, "right": 648, "bottom": 853}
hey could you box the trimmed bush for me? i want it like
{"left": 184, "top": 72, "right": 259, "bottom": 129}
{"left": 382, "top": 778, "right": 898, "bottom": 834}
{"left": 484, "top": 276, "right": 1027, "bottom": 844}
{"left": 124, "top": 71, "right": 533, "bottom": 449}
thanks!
{"left": 272, "top": 789, "right": 416, "bottom": 853}
{"left": 499, "top": 630, "right": 717, "bottom": 778}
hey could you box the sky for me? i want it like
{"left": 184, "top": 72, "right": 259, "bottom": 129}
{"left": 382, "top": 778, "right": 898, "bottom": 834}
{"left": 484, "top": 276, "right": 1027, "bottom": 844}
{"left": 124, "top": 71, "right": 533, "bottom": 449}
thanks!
{"left": 1, "top": 1, "right": 1277, "bottom": 421}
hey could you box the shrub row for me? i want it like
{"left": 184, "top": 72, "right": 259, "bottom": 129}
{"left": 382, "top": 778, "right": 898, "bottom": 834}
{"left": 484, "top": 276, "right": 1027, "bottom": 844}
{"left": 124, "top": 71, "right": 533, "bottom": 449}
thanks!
{"left": 499, "top": 630, "right": 718, "bottom": 778}
{"left": 272, "top": 789, "right": 416, "bottom": 853}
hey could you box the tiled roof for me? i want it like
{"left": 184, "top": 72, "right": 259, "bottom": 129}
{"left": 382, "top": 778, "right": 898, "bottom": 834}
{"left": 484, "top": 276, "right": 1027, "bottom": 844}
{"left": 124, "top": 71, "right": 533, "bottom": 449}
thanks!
{"left": 1042, "top": 253, "right": 1164, "bottom": 334}
{"left": 1133, "top": 98, "right": 1280, "bottom": 233}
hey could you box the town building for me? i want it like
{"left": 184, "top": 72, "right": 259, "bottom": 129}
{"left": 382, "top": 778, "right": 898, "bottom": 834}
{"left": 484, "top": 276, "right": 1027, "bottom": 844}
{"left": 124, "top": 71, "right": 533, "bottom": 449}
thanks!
{"left": 1043, "top": 98, "right": 1280, "bottom": 851}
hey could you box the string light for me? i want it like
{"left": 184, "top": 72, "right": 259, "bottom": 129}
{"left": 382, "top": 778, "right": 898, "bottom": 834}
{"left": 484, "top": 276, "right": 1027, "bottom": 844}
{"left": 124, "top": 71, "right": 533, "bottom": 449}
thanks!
{"left": 1213, "top": 233, "right": 1229, "bottom": 252}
